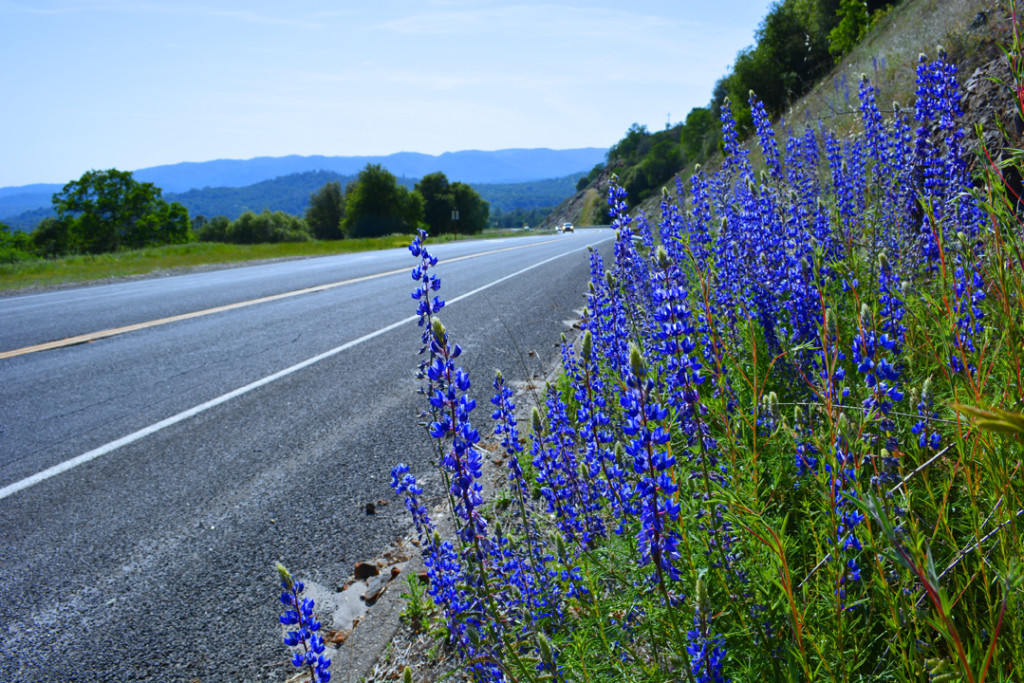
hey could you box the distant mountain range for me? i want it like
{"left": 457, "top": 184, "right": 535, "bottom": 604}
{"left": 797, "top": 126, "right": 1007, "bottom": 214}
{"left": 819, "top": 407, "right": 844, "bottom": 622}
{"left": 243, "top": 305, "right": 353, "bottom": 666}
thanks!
{"left": 0, "top": 148, "right": 607, "bottom": 229}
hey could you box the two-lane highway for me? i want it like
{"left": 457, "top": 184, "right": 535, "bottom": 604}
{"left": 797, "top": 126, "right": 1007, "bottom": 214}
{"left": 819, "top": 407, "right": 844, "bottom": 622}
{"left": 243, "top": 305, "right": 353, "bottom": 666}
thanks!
{"left": 0, "top": 230, "right": 612, "bottom": 682}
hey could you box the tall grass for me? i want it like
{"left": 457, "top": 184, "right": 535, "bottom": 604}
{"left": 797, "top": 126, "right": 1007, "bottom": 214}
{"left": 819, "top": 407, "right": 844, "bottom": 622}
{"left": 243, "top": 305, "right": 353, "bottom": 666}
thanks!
{"left": 388, "top": 42, "right": 1024, "bottom": 683}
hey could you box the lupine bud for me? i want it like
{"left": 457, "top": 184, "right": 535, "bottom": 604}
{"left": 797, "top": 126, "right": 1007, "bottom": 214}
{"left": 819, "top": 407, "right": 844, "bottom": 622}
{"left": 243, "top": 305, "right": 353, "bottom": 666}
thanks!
{"left": 878, "top": 251, "right": 890, "bottom": 272}
{"left": 661, "top": 185, "right": 671, "bottom": 200}
{"left": 908, "top": 387, "right": 920, "bottom": 409}
{"left": 403, "top": 665, "right": 413, "bottom": 683}
{"left": 656, "top": 245, "right": 670, "bottom": 270}
{"left": 532, "top": 407, "right": 545, "bottom": 435}
{"left": 581, "top": 330, "right": 593, "bottom": 363}
{"left": 614, "top": 441, "right": 625, "bottom": 464}
{"left": 537, "top": 632, "right": 555, "bottom": 668}
{"left": 276, "top": 562, "right": 294, "bottom": 590}
{"left": 430, "top": 316, "right": 446, "bottom": 343}
{"left": 695, "top": 575, "right": 710, "bottom": 617}
{"left": 629, "top": 343, "right": 647, "bottom": 378}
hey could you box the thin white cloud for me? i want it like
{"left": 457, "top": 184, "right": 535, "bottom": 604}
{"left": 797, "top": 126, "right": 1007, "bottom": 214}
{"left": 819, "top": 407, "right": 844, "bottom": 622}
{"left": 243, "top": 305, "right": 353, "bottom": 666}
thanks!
{"left": 379, "top": 3, "right": 674, "bottom": 38}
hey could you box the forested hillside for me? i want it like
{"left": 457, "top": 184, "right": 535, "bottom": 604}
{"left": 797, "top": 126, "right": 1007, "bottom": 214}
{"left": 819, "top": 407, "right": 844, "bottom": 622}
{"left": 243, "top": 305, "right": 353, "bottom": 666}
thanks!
{"left": 560, "top": 0, "right": 1009, "bottom": 225}
{"left": 0, "top": 147, "right": 606, "bottom": 225}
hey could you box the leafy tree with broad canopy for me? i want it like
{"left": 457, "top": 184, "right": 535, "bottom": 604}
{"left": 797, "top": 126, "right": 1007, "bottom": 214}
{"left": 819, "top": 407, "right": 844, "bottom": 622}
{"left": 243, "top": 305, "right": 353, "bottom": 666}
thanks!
{"left": 415, "top": 171, "right": 489, "bottom": 235}
{"left": 305, "top": 180, "right": 345, "bottom": 240}
{"left": 415, "top": 172, "right": 454, "bottom": 235}
{"left": 342, "top": 164, "right": 423, "bottom": 238}
{"left": 52, "top": 169, "right": 190, "bottom": 253}
{"left": 450, "top": 181, "right": 489, "bottom": 235}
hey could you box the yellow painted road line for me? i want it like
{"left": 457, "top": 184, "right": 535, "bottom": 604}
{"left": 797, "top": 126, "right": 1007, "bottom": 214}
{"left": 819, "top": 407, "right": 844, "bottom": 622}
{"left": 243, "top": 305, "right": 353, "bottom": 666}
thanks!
{"left": 0, "top": 235, "right": 611, "bottom": 501}
{"left": 0, "top": 236, "right": 566, "bottom": 360}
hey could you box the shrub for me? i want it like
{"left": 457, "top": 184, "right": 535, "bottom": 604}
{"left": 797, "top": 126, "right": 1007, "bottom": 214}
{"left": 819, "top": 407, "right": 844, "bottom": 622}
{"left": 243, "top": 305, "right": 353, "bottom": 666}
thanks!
{"left": 225, "top": 210, "right": 311, "bottom": 244}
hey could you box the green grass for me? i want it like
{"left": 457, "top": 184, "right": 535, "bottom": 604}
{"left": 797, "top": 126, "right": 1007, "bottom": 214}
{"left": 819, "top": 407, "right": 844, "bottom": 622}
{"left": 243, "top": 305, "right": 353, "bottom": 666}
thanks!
{"left": 0, "top": 229, "right": 536, "bottom": 293}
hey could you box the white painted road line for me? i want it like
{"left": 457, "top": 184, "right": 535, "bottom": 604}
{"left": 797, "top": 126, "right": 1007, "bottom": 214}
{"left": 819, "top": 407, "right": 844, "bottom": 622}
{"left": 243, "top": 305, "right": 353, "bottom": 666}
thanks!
{"left": 0, "top": 236, "right": 566, "bottom": 359}
{"left": 0, "top": 237, "right": 611, "bottom": 501}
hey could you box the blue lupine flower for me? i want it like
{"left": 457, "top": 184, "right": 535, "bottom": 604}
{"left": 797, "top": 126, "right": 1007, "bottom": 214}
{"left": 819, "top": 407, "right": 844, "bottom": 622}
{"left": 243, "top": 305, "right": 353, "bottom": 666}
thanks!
{"left": 687, "top": 580, "right": 729, "bottom": 683}
{"left": 911, "top": 378, "right": 942, "bottom": 450}
{"left": 751, "top": 94, "right": 782, "bottom": 182}
{"left": 276, "top": 563, "right": 331, "bottom": 683}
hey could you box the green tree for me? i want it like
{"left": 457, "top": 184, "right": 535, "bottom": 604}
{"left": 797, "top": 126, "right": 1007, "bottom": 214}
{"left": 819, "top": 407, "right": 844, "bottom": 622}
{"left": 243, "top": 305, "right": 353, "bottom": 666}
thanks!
{"left": 343, "top": 164, "right": 423, "bottom": 238}
{"left": 828, "top": 0, "right": 870, "bottom": 60}
{"left": 641, "top": 136, "right": 682, "bottom": 187}
{"left": 415, "top": 172, "right": 453, "bottom": 235}
{"left": 681, "top": 106, "right": 718, "bottom": 163}
{"left": 52, "top": 169, "right": 190, "bottom": 253}
{"left": 195, "top": 215, "right": 231, "bottom": 242}
{"left": 305, "top": 180, "right": 345, "bottom": 240}
{"left": 29, "top": 217, "right": 71, "bottom": 257}
{"left": 711, "top": 0, "right": 835, "bottom": 132}
{"left": 576, "top": 163, "right": 604, "bottom": 191}
{"left": 450, "top": 182, "right": 489, "bottom": 234}
{"left": 0, "top": 222, "right": 34, "bottom": 263}
{"left": 608, "top": 123, "right": 651, "bottom": 165}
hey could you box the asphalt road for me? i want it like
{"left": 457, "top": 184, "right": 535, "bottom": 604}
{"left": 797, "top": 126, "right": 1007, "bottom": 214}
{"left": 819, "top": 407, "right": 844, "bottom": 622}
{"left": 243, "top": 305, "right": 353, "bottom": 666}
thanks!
{"left": 0, "top": 229, "right": 614, "bottom": 682}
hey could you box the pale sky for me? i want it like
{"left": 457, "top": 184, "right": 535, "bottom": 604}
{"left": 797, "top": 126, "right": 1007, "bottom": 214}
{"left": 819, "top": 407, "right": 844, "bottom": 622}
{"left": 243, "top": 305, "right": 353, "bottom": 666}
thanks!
{"left": 0, "top": 1, "right": 772, "bottom": 188}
